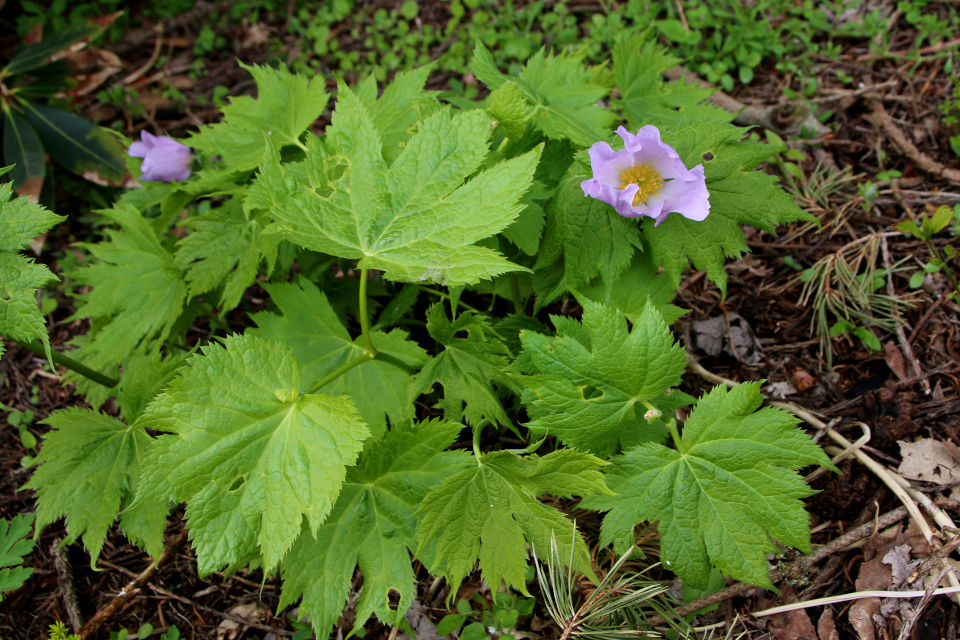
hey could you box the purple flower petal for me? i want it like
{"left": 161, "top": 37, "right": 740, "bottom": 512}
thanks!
{"left": 128, "top": 130, "right": 192, "bottom": 183}
{"left": 580, "top": 125, "right": 710, "bottom": 224}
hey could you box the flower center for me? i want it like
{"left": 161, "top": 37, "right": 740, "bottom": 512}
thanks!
{"left": 619, "top": 163, "right": 664, "bottom": 206}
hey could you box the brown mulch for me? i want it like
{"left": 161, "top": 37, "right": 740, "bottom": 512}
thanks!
{"left": 3, "top": 0, "right": 960, "bottom": 638}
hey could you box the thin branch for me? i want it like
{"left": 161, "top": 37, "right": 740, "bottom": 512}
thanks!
{"left": 79, "top": 529, "right": 189, "bottom": 639}
{"left": 865, "top": 98, "right": 960, "bottom": 186}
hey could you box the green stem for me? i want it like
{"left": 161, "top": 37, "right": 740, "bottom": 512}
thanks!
{"left": 509, "top": 273, "right": 526, "bottom": 316}
{"left": 359, "top": 269, "right": 377, "bottom": 357}
{"left": 424, "top": 288, "right": 482, "bottom": 314}
{"left": 927, "top": 240, "right": 960, "bottom": 300}
{"left": 11, "top": 339, "right": 118, "bottom": 388}
{"left": 473, "top": 420, "right": 487, "bottom": 463}
{"left": 197, "top": 299, "right": 229, "bottom": 332}
{"left": 665, "top": 417, "right": 683, "bottom": 451}
{"left": 376, "top": 351, "right": 418, "bottom": 375}
{"left": 306, "top": 352, "right": 375, "bottom": 394}
{"left": 306, "top": 268, "right": 417, "bottom": 393}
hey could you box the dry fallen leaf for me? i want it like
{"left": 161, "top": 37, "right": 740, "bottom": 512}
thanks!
{"left": 898, "top": 439, "right": 960, "bottom": 486}
{"left": 792, "top": 368, "right": 817, "bottom": 392}
{"left": 767, "top": 380, "right": 798, "bottom": 398}
{"left": 884, "top": 341, "right": 909, "bottom": 381}
{"left": 817, "top": 608, "right": 840, "bottom": 640}
{"left": 768, "top": 586, "right": 818, "bottom": 640}
{"left": 217, "top": 601, "right": 269, "bottom": 640}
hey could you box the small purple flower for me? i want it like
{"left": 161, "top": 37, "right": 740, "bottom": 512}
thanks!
{"left": 128, "top": 131, "right": 193, "bottom": 183}
{"left": 580, "top": 125, "right": 710, "bottom": 225}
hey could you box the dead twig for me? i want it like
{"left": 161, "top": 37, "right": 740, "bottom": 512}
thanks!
{"left": 896, "top": 567, "right": 951, "bottom": 640}
{"left": 908, "top": 535, "right": 960, "bottom": 586}
{"left": 52, "top": 539, "right": 84, "bottom": 633}
{"left": 909, "top": 293, "right": 948, "bottom": 344}
{"left": 646, "top": 507, "right": 910, "bottom": 625}
{"left": 881, "top": 234, "right": 930, "bottom": 395}
{"left": 78, "top": 529, "right": 189, "bottom": 639}
{"left": 864, "top": 98, "right": 960, "bottom": 186}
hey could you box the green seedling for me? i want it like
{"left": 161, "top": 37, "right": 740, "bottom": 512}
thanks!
{"left": 896, "top": 205, "right": 960, "bottom": 303}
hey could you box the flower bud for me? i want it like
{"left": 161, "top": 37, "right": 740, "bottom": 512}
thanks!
{"left": 128, "top": 131, "right": 193, "bottom": 183}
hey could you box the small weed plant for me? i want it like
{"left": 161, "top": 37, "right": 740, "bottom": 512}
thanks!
{"left": 1, "top": 32, "right": 836, "bottom": 637}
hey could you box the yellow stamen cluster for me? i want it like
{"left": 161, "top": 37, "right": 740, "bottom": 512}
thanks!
{"left": 619, "top": 163, "right": 664, "bottom": 206}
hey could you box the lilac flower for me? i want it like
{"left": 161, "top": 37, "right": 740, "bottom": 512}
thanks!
{"left": 128, "top": 131, "right": 193, "bottom": 183}
{"left": 580, "top": 125, "right": 710, "bottom": 225}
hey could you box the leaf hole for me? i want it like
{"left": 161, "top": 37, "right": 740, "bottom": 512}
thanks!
{"left": 228, "top": 476, "right": 245, "bottom": 492}
{"left": 702, "top": 152, "right": 714, "bottom": 162}
{"left": 581, "top": 385, "right": 604, "bottom": 400}
{"left": 326, "top": 157, "right": 349, "bottom": 182}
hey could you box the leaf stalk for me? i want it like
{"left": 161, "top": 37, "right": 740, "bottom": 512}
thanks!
{"left": 509, "top": 272, "right": 526, "bottom": 316}
{"left": 359, "top": 268, "right": 377, "bottom": 358}
{"left": 305, "top": 268, "right": 420, "bottom": 393}
{"left": 306, "top": 352, "right": 375, "bottom": 394}
{"left": 10, "top": 338, "right": 119, "bottom": 388}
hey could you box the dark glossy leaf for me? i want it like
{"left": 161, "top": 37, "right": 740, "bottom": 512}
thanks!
{"left": 21, "top": 101, "right": 126, "bottom": 184}
{"left": 3, "top": 108, "right": 46, "bottom": 199}
{"left": 5, "top": 12, "right": 120, "bottom": 74}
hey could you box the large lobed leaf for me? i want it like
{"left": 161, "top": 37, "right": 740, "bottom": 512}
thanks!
{"left": 520, "top": 300, "right": 688, "bottom": 458}
{"left": 187, "top": 63, "right": 329, "bottom": 172}
{"left": 471, "top": 43, "right": 616, "bottom": 146}
{"left": 643, "top": 120, "right": 815, "bottom": 294}
{"left": 410, "top": 304, "right": 520, "bottom": 429}
{"left": 25, "top": 408, "right": 167, "bottom": 566}
{"left": 417, "top": 448, "right": 610, "bottom": 597}
{"left": 0, "top": 178, "right": 65, "bottom": 359}
{"left": 135, "top": 334, "right": 370, "bottom": 574}
{"left": 68, "top": 204, "right": 187, "bottom": 370}
{"left": 532, "top": 155, "right": 639, "bottom": 306}
{"left": 280, "top": 420, "right": 470, "bottom": 637}
{"left": 582, "top": 383, "right": 834, "bottom": 588}
{"left": 250, "top": 277, "right": 427, "bottom": 439}
{"left": 246, "top": 81, "right": 541, "bottom": 286}
{"left": 613, "top": 31, "right": 732, "bottom": 128}
{"left": 174, "top": 198, "right": 278, "bottom": 314}
{"left": 578, "top": 249, "right": 688, "bottom": 326}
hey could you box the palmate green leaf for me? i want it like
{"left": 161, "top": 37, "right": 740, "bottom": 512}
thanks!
{"left": 417, "top": 448, "right": 610, "bottom": 597}
{"left": 0, "top": 180, "right": 65, "bottom": 359}
{"left": 117, "top": 351, "right": 187, "bottom": 424}
{"left": 354, "top": 67, "right": 438, "bottom": 164}
{"left": 533, "top": 157, "right": 639, "bottom": 306}
{"left": 68, "top": 204, "right": 187, "bottom": 370}
{"left": 0, "top": 512, "right": 35, "bottom": 599}
{"left": 247, "top": 85, "right": 541, "bottom": 286}
{"left": 614, "top": 32, "right": 732, "bottom": 129}
{"left": 643, "top": 120, "right": 816, "bottom": 294}
{"left": 520, "top": 300, "right": 687, "bottom": 458}
{"left": 250, "top": 278, "right": 427, "bottom": 439}
{"left": 410, "top": 304, "right": 520, "bottom": 429}
{"left": 501, "top": 180, "right": 550, "bottom": 256}
{"left": 582, "top": 383, "right": 835, "bottom": 588}
{"left": 135, "top": 334, "right": 369, "bottom": 574}
{"left": 471, "top": 43, "right": 616, "bottom": 147}
{"left": 578, "top": 249, "right": 688, "bottom": 326}
{"left": 174, "top": 198, "right": 277, "bottom": 314}
{"left": 24, "top": 408, "right": 167, "bottom": 567}
{"left": 187, "top": 63, "right": 328, "bottom": 172}
{"left": 280, "top": 420, "right": 471, "bottom": 638}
